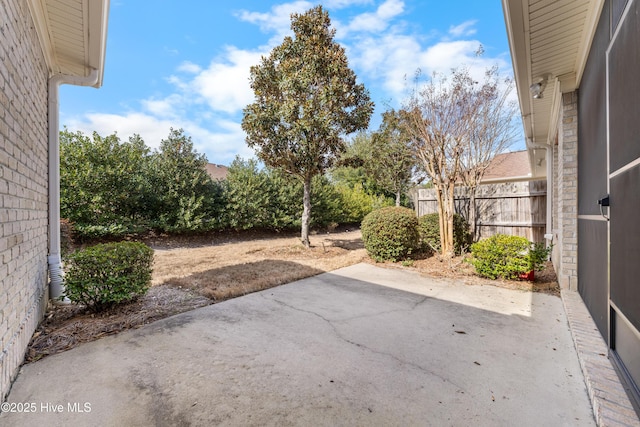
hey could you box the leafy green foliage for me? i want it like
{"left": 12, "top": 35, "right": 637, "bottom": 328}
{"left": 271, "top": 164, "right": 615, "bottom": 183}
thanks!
{"left": 60, "top": 128, "right": 223, "bottom": 238}
{"left": 151, "top": 128, "right": 219, "bottom": 232}
{"left": 368, "top": 109, "right": 417, "bottom": 205}
{"left": 468, "top": 234, "right": 549, "bottom": 280}
{"left": 334, "top": 184, "right": 375, "bottom": 224}
{"left": 361, "top": 207, "right": 420, "bottom": 262}
{"left": 63, "top": 242, "right": 154, "bottom": 312}
{"left": 222, "top": 158, "right": 355, "bottom": 230}
{"left": 332, "top": 132, "right": 387, "bottom": 192}
{"left": 60, "top": 124, "right": 382, "bottom": 239}
{"left": 60, "top": 129, "right": 155, "bottom": 229}
{"left": 242, "top": 5, "right": 373, "bottom": 246}
{"left": 418, "top": 213, "right": 471, "bottom": 255}
{"left": 529, "top": 242, "right": 553, "bottom": 272}
{"left": 72, "top": 223, "right": 134, "bottom": 240}
{"left": 222, "top": 157, "right": 274, "bottom": 230}
{"left": 60, "top": 219, "right": 74, "bottom": 257}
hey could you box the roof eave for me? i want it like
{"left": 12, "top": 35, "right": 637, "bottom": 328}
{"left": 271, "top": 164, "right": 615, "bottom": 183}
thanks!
{"left": 502, "top": 0, "right": 605, "bottom": 179}
{"left": 27, "top": 0, "right": 109, "bottom": 88}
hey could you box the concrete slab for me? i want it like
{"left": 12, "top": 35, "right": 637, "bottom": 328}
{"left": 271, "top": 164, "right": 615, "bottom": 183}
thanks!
{"left": 1, "top": 263, "right": 595, "bottom": 426}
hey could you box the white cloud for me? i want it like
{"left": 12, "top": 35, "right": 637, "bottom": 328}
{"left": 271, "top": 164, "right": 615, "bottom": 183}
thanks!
{"left": 188, "top": 47, "right": 264, "bottom": 114}
{"left": 177, "top": 61, "right": 202, "bottom": 74}
{"left": 167, "top": 46, "right": 265, "bottom": 116}
{"left": 377, "top": 0, "right": 404, "bottom": 19}
{"left": 63, "top": 41, "right": 268, "bottom": 165}
{"left": 65, "top": 112, "right": 253, "bottom": 165}
{"left": 350, "top": 32, "right": 509, "bottom": 103}
{"left": 322, "top": 0, "right": 373, "bottom": 8}
{"left": 350, "top": 33, "right": 424, "bottom": 97}
{"left": 141, "top": 94, "right": 184, "bottom": 119}
{"left": 338, "top": 0, "right": 404, "bottom": 34}
{"left": 448, "top": 20, "right": 478, "bottom": 37}
{"left": 236, "top": 1, "right": 313, "bottom": 43}
{"left": 335, "top": 2, "right": 510, "bottom": 107}
{"left": 66, "top": 112, "right": 178, "bottom": 151}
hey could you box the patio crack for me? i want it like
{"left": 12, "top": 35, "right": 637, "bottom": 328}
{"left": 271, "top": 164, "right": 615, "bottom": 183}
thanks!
{"left": 265, "top": 295, "right": 464, "bottom": 390}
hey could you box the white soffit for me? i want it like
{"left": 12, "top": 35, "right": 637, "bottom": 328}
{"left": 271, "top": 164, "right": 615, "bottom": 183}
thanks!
{"left": 27, "top": 0, "right": 109, "bottom": 87}
{"left": 503, "top": 0, "right": 604, "bottom": 177}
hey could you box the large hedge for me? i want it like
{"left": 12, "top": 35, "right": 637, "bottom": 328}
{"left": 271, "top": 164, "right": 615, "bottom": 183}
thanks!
{"left": 361, "top": 206, "right": 420, "bottom": 262}
{"left": 60, "top": 128, "right": 222, "bottom": 237}
{"left": 63, "top": 242, "right": 154, "bottom": 311}
{"left": 60, "top": 128, "right": 397, "bottom": 240}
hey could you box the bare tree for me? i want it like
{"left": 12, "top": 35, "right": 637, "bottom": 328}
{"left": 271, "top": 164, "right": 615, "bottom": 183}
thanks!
{"left": 459, "top": 66, "right": 519, "bottom": 241}
{"left": 402, "top": 64, "right": 518, "bottom": 255}
{"left": 402, "top": 68, "right": 476, "bottom": 257}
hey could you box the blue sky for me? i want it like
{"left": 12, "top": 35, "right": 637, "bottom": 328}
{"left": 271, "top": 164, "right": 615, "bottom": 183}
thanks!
{"left": 61, "top": 0, "right": 520, "bottom": 166}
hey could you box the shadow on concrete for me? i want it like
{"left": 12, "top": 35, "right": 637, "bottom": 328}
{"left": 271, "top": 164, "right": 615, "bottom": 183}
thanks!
{"left": 1, "top": 264, "right": 595, "bottom": 426}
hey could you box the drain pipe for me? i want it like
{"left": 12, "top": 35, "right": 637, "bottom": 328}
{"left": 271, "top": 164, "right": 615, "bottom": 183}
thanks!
{"left": 48, "top": 69, "right": 99, "bottom": 300}
{"left": 545, "top": 147, "right": 554, "bottom": 247}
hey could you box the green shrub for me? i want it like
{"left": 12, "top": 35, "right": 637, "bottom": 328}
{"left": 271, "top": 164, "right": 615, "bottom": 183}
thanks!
{"left": 418, "top": 213, "right": 471, "bottom": 255}
{"left": 529, "top": 241, "right": 553, "bottom": 272}
{"left": 361, "top": 206, "right": 420, "bottom": 262}
{"left": 63, "top": 242, "right": 154, "bottom": 311}
{"left": 468, "top": 234, "right": 550, "bottom": 280}
{"left": 335, "top": 184, "right": 373, "bottom": 224}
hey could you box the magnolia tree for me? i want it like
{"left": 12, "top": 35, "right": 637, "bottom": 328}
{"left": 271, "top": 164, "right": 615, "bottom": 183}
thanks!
{"left": 402, "top": 66, "right": 517, "bottom": 256}
{"left": 241, "top": 6, "right": 373, "bottom": 247}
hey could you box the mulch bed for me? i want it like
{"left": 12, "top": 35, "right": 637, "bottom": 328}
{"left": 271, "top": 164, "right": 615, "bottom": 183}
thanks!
{"left": 25, "top": 286, "right": 211, "bottom": 363}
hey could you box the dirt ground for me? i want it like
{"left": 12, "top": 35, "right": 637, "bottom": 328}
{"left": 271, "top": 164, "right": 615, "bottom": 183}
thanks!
{"left": 25, "top": 229, "right": 559, "bottom": 363}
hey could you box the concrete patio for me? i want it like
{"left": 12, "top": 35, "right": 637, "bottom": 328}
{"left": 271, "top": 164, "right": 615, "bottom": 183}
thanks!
{"left": 1, "top": 263, "right": 599, "bottom": 426}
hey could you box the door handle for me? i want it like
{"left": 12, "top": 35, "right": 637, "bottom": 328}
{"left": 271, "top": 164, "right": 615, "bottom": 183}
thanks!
{"left": 598, "top": 195, "right": 610, "bottom": 221}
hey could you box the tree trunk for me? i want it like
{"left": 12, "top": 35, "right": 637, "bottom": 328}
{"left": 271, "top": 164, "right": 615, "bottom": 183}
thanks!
{"left": 301, "top": 177, "right": 312, "bottom": 248}
{"left": 435, "top": 187, "right": 447, "bottom": 256}
{"left": 445, "top": 183, "right": 455, "bottom": 257}
{"left": 395, "top": 190, "right": 401, "bottom": 207}
{"left": 468, "top": 189, "right": 477, "bottom": 242}
{"left": 436, "top": 182, "right": 456, "bottom": 258}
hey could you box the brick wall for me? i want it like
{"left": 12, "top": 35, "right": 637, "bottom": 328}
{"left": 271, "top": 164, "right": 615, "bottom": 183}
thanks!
{"left": 0, "top": 1, "right": 50, "bottom": 401}
{"left": 556, "top": 91, "right": 579, "bottom": 290}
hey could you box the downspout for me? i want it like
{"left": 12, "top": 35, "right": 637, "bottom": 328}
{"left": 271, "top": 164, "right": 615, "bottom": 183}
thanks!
{"left": 48, "top": 69, "right": 99, "bottom": 300}
{"left": 545, "top": 147, "right": 553, "bottom": 246}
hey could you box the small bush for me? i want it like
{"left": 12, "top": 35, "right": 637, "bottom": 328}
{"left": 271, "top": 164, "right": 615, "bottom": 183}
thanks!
{"left": 361, "top": 206, "right": 420, "bottom": 262}
{"left": 529, "top": 241, "right": 553, "bottom": 272}
{"left": 64, "top": 242, "right": 154, "bottom": 311}
{"left": 468, "top": 234, "right": 550, "bottom": 280}
{"left": 418, "top": 213, "right": 471, "bottom": 255}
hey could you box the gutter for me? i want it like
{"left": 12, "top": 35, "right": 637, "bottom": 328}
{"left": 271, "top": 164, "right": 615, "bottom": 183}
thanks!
{"left": 48, "top": 69, "right": 99, "bottom": 301}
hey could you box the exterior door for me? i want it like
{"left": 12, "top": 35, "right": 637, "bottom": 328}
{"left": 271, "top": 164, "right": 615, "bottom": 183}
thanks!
{"left": 607, "top": 0, "right": 640, "bottom": 407}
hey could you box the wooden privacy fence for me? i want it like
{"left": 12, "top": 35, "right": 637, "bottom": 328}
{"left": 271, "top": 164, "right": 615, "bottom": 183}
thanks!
{"left": 412, "top": 180, "right": 547, "bottom": 243}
